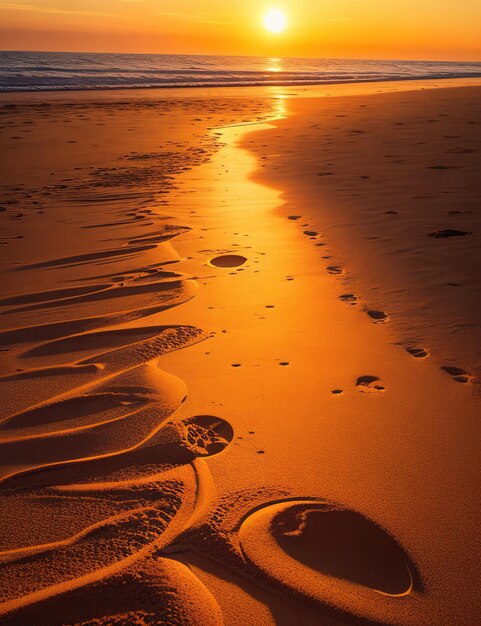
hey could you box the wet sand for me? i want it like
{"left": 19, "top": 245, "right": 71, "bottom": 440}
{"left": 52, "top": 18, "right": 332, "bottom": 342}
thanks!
{"left": 246, "top": 84, "right": 481, "bottom": 375}
{"left": 0, "top": 79, "right": 480, "bottom": 625}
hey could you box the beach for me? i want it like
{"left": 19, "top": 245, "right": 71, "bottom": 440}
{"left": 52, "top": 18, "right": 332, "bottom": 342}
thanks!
{"left": 0, "top": 78, "right": 480, "bottom": 625}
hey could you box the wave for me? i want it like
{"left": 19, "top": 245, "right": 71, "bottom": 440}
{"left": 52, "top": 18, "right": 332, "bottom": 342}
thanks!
{"left": 1, "top": 51, "right": 480, "bottom": 92}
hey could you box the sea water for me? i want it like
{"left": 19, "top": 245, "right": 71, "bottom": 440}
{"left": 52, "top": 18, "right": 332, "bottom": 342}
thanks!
{"left": 1, "top": 51, "right": 480, "bottom": 92}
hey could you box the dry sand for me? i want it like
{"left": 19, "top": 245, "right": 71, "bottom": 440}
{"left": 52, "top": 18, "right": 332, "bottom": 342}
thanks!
{"left": 0, "top": 79, "right": 480, "bottom": 625}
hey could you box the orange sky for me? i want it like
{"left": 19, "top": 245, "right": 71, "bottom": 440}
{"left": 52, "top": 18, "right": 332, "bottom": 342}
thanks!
{"left": 1, "top": 0, "right": 480, "bottom": 61}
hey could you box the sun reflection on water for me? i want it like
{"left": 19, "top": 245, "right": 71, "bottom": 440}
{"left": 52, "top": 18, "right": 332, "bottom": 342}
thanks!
{"left": 266, "top": 57, "right": 283, "bottom": 73}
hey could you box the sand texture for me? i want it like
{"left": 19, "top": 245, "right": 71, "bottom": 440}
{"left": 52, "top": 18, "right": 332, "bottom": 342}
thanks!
{"left": 0, "top": 80, "right": 480, "bottom": 625}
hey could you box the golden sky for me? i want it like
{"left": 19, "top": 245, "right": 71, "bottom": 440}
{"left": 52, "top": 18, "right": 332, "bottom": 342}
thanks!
{"left": 1, "top": 0, "right": 480, "bottom": 61}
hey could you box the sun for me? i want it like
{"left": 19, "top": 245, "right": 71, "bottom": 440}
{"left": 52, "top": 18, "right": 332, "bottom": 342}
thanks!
{"left": 263, "top": 9, "right": 288, "bottom": 34}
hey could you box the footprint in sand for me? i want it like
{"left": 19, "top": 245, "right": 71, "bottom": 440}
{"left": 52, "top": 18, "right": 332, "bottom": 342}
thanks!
{"left": 209, "top": 254, "right": 247, "bottom": 268}
{"left": 339, "top": 293, "right": 357, "bottom": 304}
{"left": 445, "top": 147, "right": 476, "bottom": 154}
{"left": 367, "top": 310, "right": 389, "bottom": 323}
{"left": 428, "top": 229, "right": 472, "bottom": 239}
{"left": 356, "top": 375, "right": 385, "bottom": 392}
{"left": 406, "top": 346, "right": 429, "bottom": 359}
{"left": 327, "top": 266, "right": 343, "bottom": 275}
{"left": 442, "top": 366, "right": 474, "bottom": 384}
{"left": 239, "top": 499, "right": 422, "bottom": 621}
{"left": 172, "top": 414, "right": 234, "bottom": 457}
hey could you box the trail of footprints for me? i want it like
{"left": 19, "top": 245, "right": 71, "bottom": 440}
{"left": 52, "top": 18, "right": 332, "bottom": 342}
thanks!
{"left": 291, "top": 212, "right": 476, "bottom": 388}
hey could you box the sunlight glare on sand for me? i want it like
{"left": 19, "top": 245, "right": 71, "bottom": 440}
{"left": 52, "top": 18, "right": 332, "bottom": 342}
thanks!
{"left": 268, "top": 87, "right": 289, "bottom": 119}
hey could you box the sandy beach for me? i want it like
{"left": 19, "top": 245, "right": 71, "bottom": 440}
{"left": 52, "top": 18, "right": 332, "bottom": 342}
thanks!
{"left": 0, "top": 79, "right": 480, "bottom": 625}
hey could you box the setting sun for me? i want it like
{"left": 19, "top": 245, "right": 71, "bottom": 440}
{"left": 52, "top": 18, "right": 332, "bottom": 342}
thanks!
{"left": 263, "top": 9, "right": 288, "bottom": 34}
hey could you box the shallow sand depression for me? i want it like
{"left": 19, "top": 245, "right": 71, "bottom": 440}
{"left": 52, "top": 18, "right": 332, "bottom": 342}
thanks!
{"left": 0, "top": 80, "right": 480, "bottom": 625}
{"left": 239, "top": 500, "right": 422, "bottom": 600}
{"left": 208, "top": 254, "right": 248, "bottom": 268}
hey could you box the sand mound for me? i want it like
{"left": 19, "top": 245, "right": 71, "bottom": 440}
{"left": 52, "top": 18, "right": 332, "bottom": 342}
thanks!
{"left": 0, "top": 557, "right": 224, "bottom": 626}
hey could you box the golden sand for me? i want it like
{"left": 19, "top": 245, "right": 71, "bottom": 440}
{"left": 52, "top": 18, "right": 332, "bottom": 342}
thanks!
{"left": 0, "top": 79, "right": 480, "bottom": 625}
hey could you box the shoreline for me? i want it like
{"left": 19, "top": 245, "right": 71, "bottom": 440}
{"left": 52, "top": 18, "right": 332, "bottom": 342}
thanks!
{"left": 0, "top": 79, "right": 480, "bottom": 624}
{"left": 2, "top": 73, "right": 481, "bottom": 95}
{"left": 1, "top": 76, "right": 481, "bottom": 103}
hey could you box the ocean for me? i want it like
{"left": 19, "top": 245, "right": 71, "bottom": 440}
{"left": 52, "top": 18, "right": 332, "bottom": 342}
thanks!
{"left": 1, "top": 51, "right": 481, "bottom": 93}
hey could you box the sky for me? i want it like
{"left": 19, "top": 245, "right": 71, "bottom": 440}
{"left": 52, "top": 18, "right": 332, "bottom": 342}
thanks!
{"left": 1, "top": 0, "right": 480, "bottom": 61}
